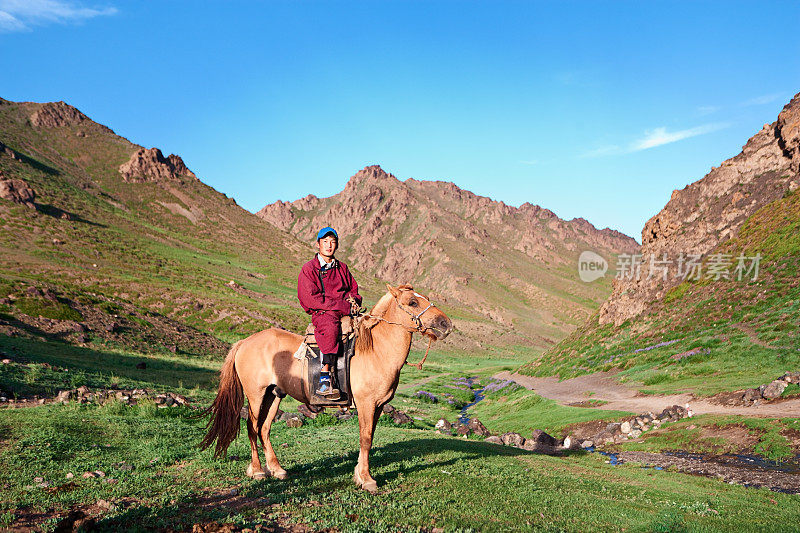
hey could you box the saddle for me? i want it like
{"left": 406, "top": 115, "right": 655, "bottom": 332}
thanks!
{"left": 296, "top": 315, "right": 359, "bottom": 407}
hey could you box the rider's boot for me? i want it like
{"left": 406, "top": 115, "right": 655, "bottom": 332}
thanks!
{"left": 316, "top": 370, "right": 340, "bottom": 400}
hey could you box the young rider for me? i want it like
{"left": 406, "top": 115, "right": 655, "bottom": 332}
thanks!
{"left": 297, "top": 227, "right": 362, "bottom": 399}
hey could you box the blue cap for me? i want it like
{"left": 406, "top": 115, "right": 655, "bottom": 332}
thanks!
{"left": 317, "top": 226, "right": 338, "bottom": 240}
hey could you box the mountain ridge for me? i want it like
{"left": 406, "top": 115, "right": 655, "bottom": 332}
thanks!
{"left": 258, "top": 164, "right": 639, "bottom": 349}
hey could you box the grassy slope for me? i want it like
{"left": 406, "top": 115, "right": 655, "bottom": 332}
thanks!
{"left": 0, "top": 100, "right": 384, "bottom": 351}
{"left": 520, "top": 189, "right": 800, "bottom": 396}
{"left": 1, "top": 341, "right": 798, "bottom": 532}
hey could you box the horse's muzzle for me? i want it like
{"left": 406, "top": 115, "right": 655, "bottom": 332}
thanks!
{"left": 427, "top": 316, "right": 454, "bottom": 340}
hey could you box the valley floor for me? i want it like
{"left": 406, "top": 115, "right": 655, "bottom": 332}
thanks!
{"left": 1, "top": 336, "right": 798, "bottom": 531}
{"left": 494, "top": 370, "right": 800, "bottom": 417}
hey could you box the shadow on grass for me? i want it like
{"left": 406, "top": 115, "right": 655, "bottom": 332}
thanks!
{"left": 37, "top": 203, "right": 107, "bottom": 227}
{"left": 0, "top": 334, "right": 219, "bottom": 397}
{"left": 96, "top": 435, "right": 562, "bottom": 531}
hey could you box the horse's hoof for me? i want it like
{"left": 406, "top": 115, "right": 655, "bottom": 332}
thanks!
{"left": 272, "top": 469, "right": 288, "bottom": 480}
{"left": 246, "top": 464, "right": 266, "bottom": 480}
{"left": 353, "top": 469, "right": 378, "bottom": 493}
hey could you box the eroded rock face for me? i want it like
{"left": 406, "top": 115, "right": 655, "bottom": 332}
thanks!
{"left": 119, "top": 148, "right": 197, "bottom": 183}
{"left": 30, "top": 101, "right": 88, "bottom": 128}
{"left": 256, "top": 164, "right": 639, "bottom": 329}
{"left": 0, "top": 172, "right": 36, "bottom": 208}
{"left": 599, "top": 92, "right": 800, "bottom": 326}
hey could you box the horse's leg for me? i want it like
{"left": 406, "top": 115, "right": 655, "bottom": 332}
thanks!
{"left": 244, "top": 392, "right": 269, "bottom": 480}
{"left": 245, "top": 406, "right": 266, "bottom": 480}
{"left": 353, "top": 401, "right": 381, "bottom": 493}
{"left": 259, "top": 393, "right": 287, "bottom": 479}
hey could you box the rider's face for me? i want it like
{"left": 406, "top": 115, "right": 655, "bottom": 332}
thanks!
{"left": 317, "top": 236, "right": 338, "bottom": 259}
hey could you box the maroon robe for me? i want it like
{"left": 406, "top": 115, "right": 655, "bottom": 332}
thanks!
{"left": 297, "top": 255, "right": 362, "bottom": 355}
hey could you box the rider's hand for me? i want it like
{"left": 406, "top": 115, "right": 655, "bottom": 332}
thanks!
{"left": 347, "top": 296, "right": 360, "bottom": 315}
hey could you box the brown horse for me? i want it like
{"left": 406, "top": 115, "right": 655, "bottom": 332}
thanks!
{"left": 200, "top": 284, "right": 453, "bottom": 492}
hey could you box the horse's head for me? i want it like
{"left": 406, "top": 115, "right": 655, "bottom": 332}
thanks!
{"left": 381, "top": 284, "right": 453, "bottom": 340}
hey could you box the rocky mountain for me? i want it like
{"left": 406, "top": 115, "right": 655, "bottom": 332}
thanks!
{"left": 0, "top": 97, "right": 312, "bottom": 355}
{"left": 258, "top": 165, "right": 639, "bottom": 348}
{"left": 523, "top": 92, "right": 800, "bottom": 388}
{"left": 599, "top": 92, "right": 800, "bottom": 326}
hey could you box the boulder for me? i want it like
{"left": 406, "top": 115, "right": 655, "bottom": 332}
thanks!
{"left": 285, "top": 415, "right": 304, "bottom": 428}
{"left": 500, "top": 432, "right": 525, "bottom": 447}
{"left": 562, "top": 436, "right": 582, "bottom": 450}
{"left": 620, "top": 421, "right": 632, "bottom": 434}
{"left": 333, "top": 408, "right": 353, "bottom": 421}
{"left": 781, "top": 372, "right": 800, "bottom": 383}
{"left": 485, "top": 435, "right": 504, "bottom": 445}
{"left": 741, "top": 388, "right": 759, "bottom": 402}
{"left": 529, "top": 429, "right": 558, "bottom": 447}
{"left": 467, "top": 418, "right": 490, "bottom": 437}
{"left": 391, "top": 410, "right": 412, "bottom": 425}
{"left": 522, "top": 439, "right": 557, "bottom": 454}
{"left": 435, "top": 419, "right": 452, "bottom": 433}
{"left": 55, "top": 390, "right": 72, "bottom": 404}
{"left": 0, "top": 176, "right": 36, "bottom": 209}
{"left": 382, "top": 403, "right": 395, "bottom": 414}
{"left": 455, "top": 424, "right": 471, "bottom": 436}
{"left": 298, "top": 404, "right": 321, "bottom": 419}
{"left": 761, "top": 380, "right": 788, "bottom": 400}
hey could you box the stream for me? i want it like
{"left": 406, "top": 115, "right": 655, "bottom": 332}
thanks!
{"left": 456, "top": 377, "right": 486, "bottom": 424}
{"left": 447, "top": 375, "right": 800, "bottom": 493}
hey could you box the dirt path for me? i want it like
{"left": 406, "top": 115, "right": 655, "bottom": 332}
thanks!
{"left": 493, "top": 371, "right": 800, "bottom": 417}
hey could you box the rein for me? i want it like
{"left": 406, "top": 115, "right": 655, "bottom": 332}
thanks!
{"left": 362, "top": 293, "right": 440, "bottom": 370}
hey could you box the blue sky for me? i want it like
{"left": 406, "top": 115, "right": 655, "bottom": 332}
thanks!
{"left": 2, "top": 1, "right": 799, "bottom": 241}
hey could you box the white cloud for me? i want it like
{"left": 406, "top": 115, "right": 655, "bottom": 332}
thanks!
{"left": 0, "top": 9, "right": 24, "bottom": 31}
{"left": 580, "top": 145, "right": 621, "bottom": 158}
{"left": 741, "top": 92, "right": 784, "bottom": 107}
{"left": 697, "top": 105, "right": 720, "bottom": 116}
{"left": 582, "top": 122, "right": 729, "bottom": 158}
{"left": 0, "top": 0, "right": 116, "bottom": 32}
{"left": 629, "top": 123, "right": 728, "bottom": 152}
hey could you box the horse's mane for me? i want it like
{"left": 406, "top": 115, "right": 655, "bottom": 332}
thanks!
{"left": 355, "top": 286, "right": 413, "bottom": 353}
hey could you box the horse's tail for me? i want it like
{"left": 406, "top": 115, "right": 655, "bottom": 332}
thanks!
{"left": 199, "top": 340, "right": 245, "bottom": 458}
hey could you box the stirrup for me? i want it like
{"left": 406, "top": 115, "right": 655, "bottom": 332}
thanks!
{"left": 315, "top": 382, "right": 341, "bottom": 400}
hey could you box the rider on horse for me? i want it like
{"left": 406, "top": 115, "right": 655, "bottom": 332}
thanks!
{"left": 297, "top": 227, "right": 362, "bottom": 400}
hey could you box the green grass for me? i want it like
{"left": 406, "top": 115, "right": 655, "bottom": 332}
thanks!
{"left": 0, "top": 336, "right": 219, "bottom": 400}
{"left": 616, "top": 415, "right": 800, "bottom": 461}
{"left": 782, "top": 383, "right": 800, "bottom": 398}
{"left": 2, "top": 401, "right": 800, "bottom": 532}
{"left": 12, "top": 296, "right": 82, "bottom": 321}
{"left": 469, "top": 386, "right": 633, "bottom": 438}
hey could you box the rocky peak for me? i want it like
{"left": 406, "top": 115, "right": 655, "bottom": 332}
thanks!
{"left": 343, "top": 165, "right": 400, "bottom": 194}
{"left": 598, "top": 91, "right": 800, "bottom": 326}
{"left": 350, "top": 164, "right": 397, "bottom": 183}
{"left": 30, "top": 101, "right": 88, "bottom": 128}
{"left": 256, "top": 164, "right": 639, "bottom": 342}
{"left": 119, "top": 148, "right": 197, "bottom": 183}
{"left": 776, "top": 92, "right": 800, "bottom": 173}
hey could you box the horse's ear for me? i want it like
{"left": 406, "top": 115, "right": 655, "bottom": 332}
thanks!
{"left": 386, "top": 284, "right": 401, "bottom": 298}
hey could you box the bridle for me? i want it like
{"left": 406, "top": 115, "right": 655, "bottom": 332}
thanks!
{"left": 362, "top": 290, "right": 448, "bottom": 369}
